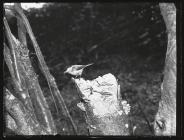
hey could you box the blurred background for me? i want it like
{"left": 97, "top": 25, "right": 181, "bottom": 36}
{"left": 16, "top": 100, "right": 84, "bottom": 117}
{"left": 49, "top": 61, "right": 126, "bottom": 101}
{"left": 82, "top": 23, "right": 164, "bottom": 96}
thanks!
{"left": 4, "top": 2, "right": 167, "bottom": 135}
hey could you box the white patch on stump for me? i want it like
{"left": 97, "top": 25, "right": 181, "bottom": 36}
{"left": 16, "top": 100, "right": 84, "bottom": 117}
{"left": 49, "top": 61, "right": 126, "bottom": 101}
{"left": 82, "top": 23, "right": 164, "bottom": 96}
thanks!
{"left": 74, "top": 73, "right": 126, "bottom": 117}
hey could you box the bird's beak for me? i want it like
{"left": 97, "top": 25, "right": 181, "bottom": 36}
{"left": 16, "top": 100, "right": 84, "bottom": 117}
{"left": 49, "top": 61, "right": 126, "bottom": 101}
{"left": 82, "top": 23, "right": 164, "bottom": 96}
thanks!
{"left": 64, "top": 69, "right": 69, "bottom": 74}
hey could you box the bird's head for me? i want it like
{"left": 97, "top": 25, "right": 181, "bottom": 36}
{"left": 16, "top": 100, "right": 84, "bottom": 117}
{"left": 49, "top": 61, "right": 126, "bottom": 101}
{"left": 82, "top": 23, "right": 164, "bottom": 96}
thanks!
{"left": 64, "top": 67, "right": 72, "bottom": 74}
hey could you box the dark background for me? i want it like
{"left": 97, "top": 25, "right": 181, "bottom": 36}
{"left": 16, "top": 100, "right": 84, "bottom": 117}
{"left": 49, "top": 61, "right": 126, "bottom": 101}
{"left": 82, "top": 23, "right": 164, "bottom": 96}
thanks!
{"left": 4, "top": 2, "right": 167, "bottom": 135}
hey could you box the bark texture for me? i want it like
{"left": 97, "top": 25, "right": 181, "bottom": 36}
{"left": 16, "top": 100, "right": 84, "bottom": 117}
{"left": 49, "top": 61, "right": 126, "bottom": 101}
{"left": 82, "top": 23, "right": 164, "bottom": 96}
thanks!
{"left": 4, "top": 4, "right": 57, "bottom": 135}
{"left": 5, "top": 88, "right": 48, "bottom": 135}
{"left": 154, "top": 3, "right": 176, "bottom": 135}
{"left": 74, "top": 73, "right": 130, "bottom": 135}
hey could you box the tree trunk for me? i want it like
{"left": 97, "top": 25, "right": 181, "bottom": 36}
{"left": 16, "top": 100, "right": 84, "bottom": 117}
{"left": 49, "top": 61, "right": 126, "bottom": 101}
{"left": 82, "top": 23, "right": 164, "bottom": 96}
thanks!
{"left": 154, "top": 3, "right": 176, "bottom": 135}
{"left": 4, "top": 4, "right": 57, "bottom": 135}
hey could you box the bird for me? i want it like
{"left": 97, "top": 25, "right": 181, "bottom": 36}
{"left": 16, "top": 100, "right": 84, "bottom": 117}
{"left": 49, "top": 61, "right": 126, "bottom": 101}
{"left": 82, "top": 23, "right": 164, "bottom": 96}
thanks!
{"left": 64, "top": 63, "right": 93, "bottom": 78}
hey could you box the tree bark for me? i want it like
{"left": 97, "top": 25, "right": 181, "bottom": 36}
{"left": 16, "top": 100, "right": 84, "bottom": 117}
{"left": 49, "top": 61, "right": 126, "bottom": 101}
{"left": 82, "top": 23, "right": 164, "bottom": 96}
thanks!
{"left": 154, "top": 3, "right": 176, "bottom": 135}
{"left": 4, "top": 6, "right": 57, "bottom": 134}
{"left": 5, "top": 88, "right": 47, "bottom": 135}
{"left": 74, "top": 73, "right": 130, "bottom": 135}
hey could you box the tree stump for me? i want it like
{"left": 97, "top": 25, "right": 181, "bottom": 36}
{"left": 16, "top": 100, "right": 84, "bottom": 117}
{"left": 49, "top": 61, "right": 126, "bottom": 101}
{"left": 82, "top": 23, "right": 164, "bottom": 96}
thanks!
{"left": 73, "top": 73, "right": 130, "bottom": 135}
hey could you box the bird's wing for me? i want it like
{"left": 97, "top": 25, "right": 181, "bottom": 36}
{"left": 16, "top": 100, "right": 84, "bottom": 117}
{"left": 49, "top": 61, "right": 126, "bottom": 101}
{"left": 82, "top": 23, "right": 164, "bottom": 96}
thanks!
{"left": 79, "top": 63, "right": 93, "bottom": 69}
{"left": 72, "top": 63, "right": 93, "bottom": 70}
{"left": 74, "top": 65, "right": 86, "bottom": 70}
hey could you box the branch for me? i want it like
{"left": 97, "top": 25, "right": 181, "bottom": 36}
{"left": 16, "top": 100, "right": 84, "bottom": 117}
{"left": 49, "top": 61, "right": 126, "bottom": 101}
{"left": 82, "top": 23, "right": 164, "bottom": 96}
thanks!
{"left": 15, "top": 3, "right": 27, "bottom": 47}
{"left": 4, "top": 17, "right": 22, "bottom": 90}
{"left": 5, "top": 88, "right": 48, "bottom": 135}
{"left": 13, "top": 3, "right": 77, "bottom": 134}
{"left": 4, "top": 13, "right": 57, "bottom": 134}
